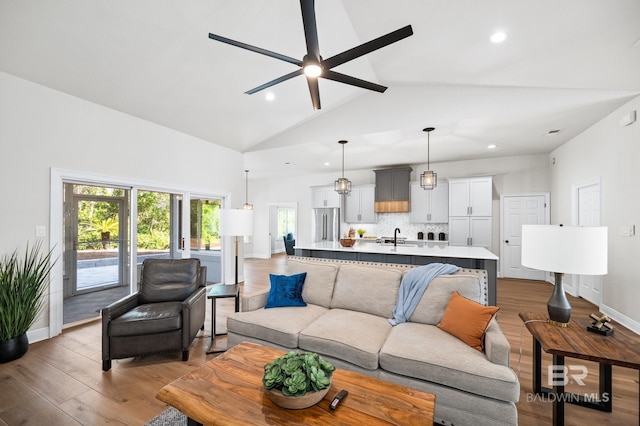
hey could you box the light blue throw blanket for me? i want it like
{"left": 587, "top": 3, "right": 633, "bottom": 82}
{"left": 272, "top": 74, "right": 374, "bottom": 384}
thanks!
{"left": 388, "top": 263, "right": 460, "bottom": 326}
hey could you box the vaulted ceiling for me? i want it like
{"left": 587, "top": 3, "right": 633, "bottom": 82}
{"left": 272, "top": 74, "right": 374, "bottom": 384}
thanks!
{"left": 1, "top": 0, "right": 639, "bottom": 178}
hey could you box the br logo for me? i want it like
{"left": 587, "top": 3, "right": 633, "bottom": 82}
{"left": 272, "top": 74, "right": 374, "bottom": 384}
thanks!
{"left": 548, "top": 365, "right": 588, "bottom": 386}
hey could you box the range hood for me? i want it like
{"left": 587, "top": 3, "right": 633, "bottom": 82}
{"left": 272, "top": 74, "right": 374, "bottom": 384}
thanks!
{"left": 374, "top": 167, "right": 412, "bottom": 213}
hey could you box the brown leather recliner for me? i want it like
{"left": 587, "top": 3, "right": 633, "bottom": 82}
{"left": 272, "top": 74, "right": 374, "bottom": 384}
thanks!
{"left": 101, "top": 258, "right": 206, "bottom": 371}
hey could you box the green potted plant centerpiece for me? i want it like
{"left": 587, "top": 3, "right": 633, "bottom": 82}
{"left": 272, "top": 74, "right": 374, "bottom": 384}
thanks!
{"left": 263, "top": 351, "right": 335, "bottom": 409}
{"left": 357, "top": 228, "right": 366, "bottom": 238}
{"left": 0, "top": 242, "right": 55, "bottom": 363}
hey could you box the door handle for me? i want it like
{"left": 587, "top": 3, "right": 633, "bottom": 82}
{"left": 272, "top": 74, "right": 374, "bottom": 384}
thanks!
{"left": 505, "top": 240, "right": 509, "bottom": 244}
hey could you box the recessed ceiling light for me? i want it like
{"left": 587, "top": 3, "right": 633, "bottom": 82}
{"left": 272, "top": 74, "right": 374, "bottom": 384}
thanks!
{"left": 265, "top": 92, "right": 275, "bottom": 101}
{"left": 490, "top": 31, "right": 508, "bottom": 43}
{"left": 324, "top": 162, "right": 330, "bottom": 166}
{"left": 487, "top": 144, "right": 497, "bottom": 149}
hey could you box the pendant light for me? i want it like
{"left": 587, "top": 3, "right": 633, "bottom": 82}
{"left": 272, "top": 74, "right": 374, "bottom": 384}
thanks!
{"left": 420, "top": 127, "right": 437, "bottom": 190}
{"left": 243, "top": 169, "right": 253, "bottom": 210}
{"left": 334, "top": 140, "right": 352, "bottom": 195}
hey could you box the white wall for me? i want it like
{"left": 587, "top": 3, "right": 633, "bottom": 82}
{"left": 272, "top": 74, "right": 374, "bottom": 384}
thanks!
{"left": 0, "top": 72, "right": 245, "bottom": 337}
{"left": 551, "top": 95, "right": 640, "bottom": 332}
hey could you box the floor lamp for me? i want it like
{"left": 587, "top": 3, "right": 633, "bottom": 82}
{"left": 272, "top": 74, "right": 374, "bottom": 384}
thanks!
{"left": 521, "top": 224, "right": 608, "bottom": 326}
{"left": 219, "top": 209, "right": 254, "bottom": 285}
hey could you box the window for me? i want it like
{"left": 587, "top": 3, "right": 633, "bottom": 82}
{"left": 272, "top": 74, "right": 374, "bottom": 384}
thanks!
{"left": 277, "top": 207, "right": 296, "bottom": 238}
{"left": 190, "top": 198, "right": 222, "bottom": 251}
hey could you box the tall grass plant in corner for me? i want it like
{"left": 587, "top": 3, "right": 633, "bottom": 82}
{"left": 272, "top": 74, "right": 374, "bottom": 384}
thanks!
{"left": 0, "top": 242, "right": 55, "bottom": 343}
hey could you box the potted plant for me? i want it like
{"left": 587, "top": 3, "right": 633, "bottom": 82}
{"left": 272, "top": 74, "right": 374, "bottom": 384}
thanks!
{"left": 87, "top": 217, "right": 119, "bottom": 249}
{"left": 263, "top": 351, "right": 335, "bottom": 409}
{"left": 0, "top": 242, "right": 55, "bottom": 363}
{"left": 357, "top": 228, "right": 366, "bottom": 238}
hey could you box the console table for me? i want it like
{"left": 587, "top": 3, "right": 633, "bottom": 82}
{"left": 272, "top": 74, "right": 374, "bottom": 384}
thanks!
{"left": 519, "top": 312, "right": 640, "bottom": 426}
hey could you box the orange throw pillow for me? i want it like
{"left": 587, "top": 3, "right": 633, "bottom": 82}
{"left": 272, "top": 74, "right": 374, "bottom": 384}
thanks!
{"left": 437, "top": 291, "right": 499, "bottom": 351}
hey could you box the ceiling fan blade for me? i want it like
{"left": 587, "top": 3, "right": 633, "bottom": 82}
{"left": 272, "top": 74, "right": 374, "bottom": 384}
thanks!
{"left": 323, "top": 70, "right": 387, "bottom": 93}
{"left": 245, "top": 69, "right": 304, "bottom": 94}
{"left": 322, "top": 25, "right": 413, "bottom": 70}
{"left": 300, "top": 0, "right": 320, "bottom": 60}
{"left": 209, "top": 33, "right": 302, "bottom": 66}
{"left": 306, "top": 76, "right": 321, "bottom": 110}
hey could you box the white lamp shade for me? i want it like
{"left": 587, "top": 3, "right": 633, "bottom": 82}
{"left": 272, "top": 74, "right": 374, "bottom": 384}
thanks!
{"left": 219, "top": 209, "right": 254, "bottom": 237}
{"left": 521, "top": 225, "right": 608, "bottom": 275}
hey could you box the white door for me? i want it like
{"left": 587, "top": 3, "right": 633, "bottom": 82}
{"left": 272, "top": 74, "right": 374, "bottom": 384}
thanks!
{"left": 502, "top": 195, "right": 548, "bottom": 279}
{"left": 577, "top": 183, "right": 602, "bottom": 305}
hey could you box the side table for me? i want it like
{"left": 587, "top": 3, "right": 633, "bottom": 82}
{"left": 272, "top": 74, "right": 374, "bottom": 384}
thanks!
{"left": 519, "top": 312, "right": 640, "bottom": 426}
{"left": 205, "top": 284, "right": 239, "bottom": 354}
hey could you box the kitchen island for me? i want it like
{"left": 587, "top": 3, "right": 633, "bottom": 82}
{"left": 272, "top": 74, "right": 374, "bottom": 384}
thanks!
{"left": 295, "top": 241, "right": 499, "bottom": 305}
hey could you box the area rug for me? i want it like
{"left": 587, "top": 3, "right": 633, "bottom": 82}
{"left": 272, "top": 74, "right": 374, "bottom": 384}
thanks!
{"left": 145, "top": 407, "right": 187, "bottom": 426}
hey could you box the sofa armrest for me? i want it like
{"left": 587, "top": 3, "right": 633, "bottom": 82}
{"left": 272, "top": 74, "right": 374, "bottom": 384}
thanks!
{"left": 241, "top": 289, "right": 270, "bottom": 312}
{"left": 484, "top": 318, "right": 511, "bottom": 367}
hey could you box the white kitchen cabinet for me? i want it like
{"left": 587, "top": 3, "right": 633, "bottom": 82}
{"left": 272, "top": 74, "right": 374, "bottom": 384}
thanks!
{"left": 410, "top": 182, "right": 449, "bottom": 223}
{"left": 311, "top": 186, "right": 340, "bottom": 208}
{"left": 448, "top": 176, "right": 492, "bottom": 249}
{"left": 345, "top": 185, "right": 375, "bottom": 223}
{"left": 449, "top": 216, "right": 492, "bottom": 249}
{"left": 448, "top": 177, "right": 492, "bottom": 216}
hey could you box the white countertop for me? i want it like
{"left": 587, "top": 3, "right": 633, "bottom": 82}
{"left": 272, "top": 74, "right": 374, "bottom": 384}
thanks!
{"left": 295, "top": 241, "right": 498, "bottom": 260}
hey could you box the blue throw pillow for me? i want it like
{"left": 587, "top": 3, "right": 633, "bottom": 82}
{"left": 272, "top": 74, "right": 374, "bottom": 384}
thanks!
{"left": 265, "top": 272, "right": 307, "bottom": 308}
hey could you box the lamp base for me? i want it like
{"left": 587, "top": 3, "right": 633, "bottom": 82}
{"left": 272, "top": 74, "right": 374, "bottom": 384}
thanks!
{"left": 548, "top": 319, "right": 570, "bottom": 327}
{"left": 547, "top": 272, "right": 572, "bottom": 325}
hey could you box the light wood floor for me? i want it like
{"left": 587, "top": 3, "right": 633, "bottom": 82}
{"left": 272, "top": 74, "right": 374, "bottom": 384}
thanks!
{"left": 0, "top": 253, "right": 638, "bottom": 425}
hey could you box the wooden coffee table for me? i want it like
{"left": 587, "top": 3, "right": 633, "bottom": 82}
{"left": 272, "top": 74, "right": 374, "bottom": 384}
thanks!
{"left": 156, "top": 342, "right": 435, "bottom": 425}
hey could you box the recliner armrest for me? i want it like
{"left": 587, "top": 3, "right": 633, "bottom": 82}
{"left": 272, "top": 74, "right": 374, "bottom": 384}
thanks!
{"left": 199, "top": 266, "right": 207, "bottom": 287}
{"left": 102, "top": 293, "right": 139, "bottom": 321}
{"left": 183, "top": 286, "right": 206, "bottom": 308}
{"left": 484, "top": 318, "right": 511, "bottom": 367}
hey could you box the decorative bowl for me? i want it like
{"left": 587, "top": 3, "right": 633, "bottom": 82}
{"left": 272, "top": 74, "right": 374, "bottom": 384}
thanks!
{"left": 265, "top": 381, "right": 331, "bottom": 409}
{"left": 339, "top": 238, "right": 356, "bottom": 247}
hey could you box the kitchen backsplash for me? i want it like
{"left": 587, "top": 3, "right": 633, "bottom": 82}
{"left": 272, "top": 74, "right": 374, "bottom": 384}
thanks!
{"left": 341, "top": 213, "right": 448, "bottom": 240}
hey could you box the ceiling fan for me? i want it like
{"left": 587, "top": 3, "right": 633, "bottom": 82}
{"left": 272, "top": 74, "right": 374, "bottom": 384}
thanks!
{"left": 208, "top": 0, "right": 413, "bottom": 110}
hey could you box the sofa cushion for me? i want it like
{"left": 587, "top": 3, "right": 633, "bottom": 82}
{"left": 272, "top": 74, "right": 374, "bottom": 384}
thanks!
{"left": 299, "top": 309, "right": 392, "bottom": 370}
{"left": 408, "top": 273, "right": 483, "bottom": 325}
{"left": 285, "top": 259, "right": 338, "bottom": 308}
{"left": 139, "top": 258, "right": 200, "bottom": 304}
{"left": 379, "top": 322, "right": 520, "bottom": 403}
{"left": 330, "top": 264, "right": 402, "bottom": 318}
{"left": 227, "top": 304, "right": 328, "bottom": 348}
{"left": 437, "top": 291, "right": 499, "bottom": 351}
{"left": 109, "top": 301, "right": 182, "bottom": 337}
{"left": 265, "top": 273, "right": 307, "bottom": 308}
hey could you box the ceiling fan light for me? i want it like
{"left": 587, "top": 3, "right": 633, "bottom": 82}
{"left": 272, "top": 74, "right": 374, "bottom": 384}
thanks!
{"left": 420, "top": 170, "right": 437, "bottom": 190}
{"left": 303, "top": 64, "right": 322, "bottom": 78}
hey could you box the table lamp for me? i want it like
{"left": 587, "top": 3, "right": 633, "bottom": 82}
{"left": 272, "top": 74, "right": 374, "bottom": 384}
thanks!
{"left": 219, "top": 209, "right": 254, "bottom": 285}
{"left": 521, "top": 224, "right": 607, "bottom": 326}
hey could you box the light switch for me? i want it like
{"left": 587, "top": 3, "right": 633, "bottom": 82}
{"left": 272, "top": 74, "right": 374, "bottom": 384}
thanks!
{"left": 35, "top": 226, "right": 47, "bottom": 237}
{"left": 619, "top": 225, "right": 635, "bottom": 237}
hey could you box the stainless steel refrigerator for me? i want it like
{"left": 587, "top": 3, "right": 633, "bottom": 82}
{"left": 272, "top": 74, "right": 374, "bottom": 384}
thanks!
{"left": 312, "top": 208, "right": 340, "bottom": 242}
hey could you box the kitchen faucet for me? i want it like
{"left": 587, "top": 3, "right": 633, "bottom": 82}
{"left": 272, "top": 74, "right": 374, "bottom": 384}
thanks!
{"left": 394, "top": 228, "right": 401, "bottom": 247}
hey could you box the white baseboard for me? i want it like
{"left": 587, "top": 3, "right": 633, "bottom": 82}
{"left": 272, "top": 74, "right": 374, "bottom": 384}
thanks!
{"left": 600, "top": 304, "right": 640, "bottom": 336}
{"left": 27, "top": 326, "right": 50, "bottom": 343}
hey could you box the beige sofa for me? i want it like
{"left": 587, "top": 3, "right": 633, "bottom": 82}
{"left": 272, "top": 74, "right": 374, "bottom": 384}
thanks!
{"left": 227, "top": 256, "right": 519, "bottom": 426}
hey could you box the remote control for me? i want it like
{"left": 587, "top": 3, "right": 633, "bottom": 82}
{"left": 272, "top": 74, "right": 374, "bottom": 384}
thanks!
{"left": 329, "top": 389, "right": 348, "bottom": 410}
